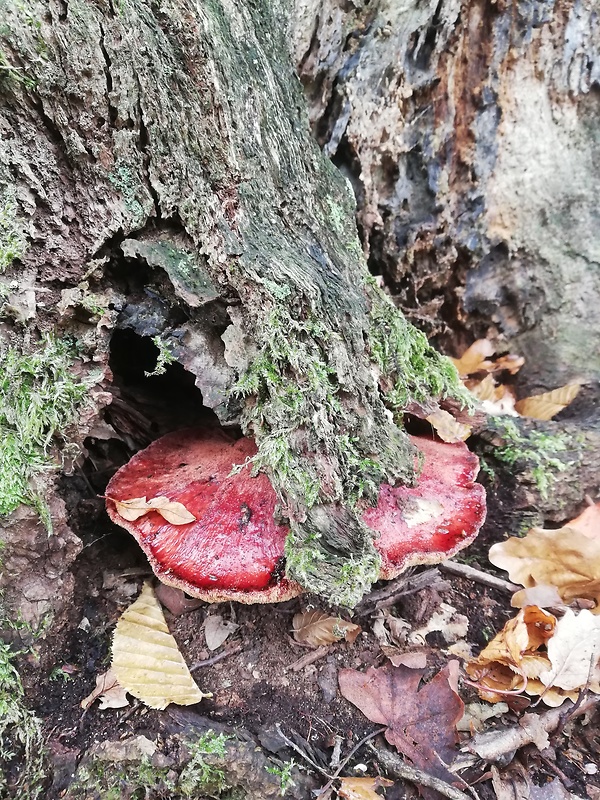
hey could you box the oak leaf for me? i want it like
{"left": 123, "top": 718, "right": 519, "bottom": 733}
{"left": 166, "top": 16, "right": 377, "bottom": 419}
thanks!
{"left": 565, "top": 502, "right": 600, "bottom": 540}
{"left": 338, "top": 661, "right": 463, "bottom": 783}
{"left": 514, "top": 383, "right": 580, "bottom": 420}
{"left": 112, "top": 581, "right": 210, "bottom": 710}
{"left": 109, "top": 495, "right": 196, "bottom": 525}
{"left": 537, "top": 609, "right": 600, "bottom": 692}
{"left": 293, "top": 610, "right": 361, "bottom": 647}
{"left": 338, "top": 776, "right": 394, "bottom": 800}
{"left": 489, "top": 526, "right": 600, "bottom": 613}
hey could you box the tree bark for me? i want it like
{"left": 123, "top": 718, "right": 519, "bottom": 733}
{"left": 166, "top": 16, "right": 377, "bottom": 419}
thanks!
{"left": 292, "top": 0, "right": 600, "bottom": 392}
{"left": 0, "top": 0, "right": 467, "bottom": 624}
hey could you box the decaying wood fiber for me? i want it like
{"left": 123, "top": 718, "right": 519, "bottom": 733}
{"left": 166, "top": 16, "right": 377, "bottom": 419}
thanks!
{"left": 293, "top": 0, "right": 600, "bottom": 392}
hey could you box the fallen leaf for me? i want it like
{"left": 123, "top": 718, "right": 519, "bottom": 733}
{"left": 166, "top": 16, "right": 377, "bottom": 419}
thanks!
{"left": 510, "top": 584, "right": 565, "bottom": 611}
{"left": 112, "top": 581, "right": 210, "bottom": 710}
{"left": 491, "top": 354, "right": 525, "bottom": 375}
{"left": 338, "top": 776, "right": 394, "bottom": 800}
{"left": 409, "top": 602, "right": 469, "bottom": 645}
{"left": 293, "top": 610, "right": 361, "bottom": 647}
{"left": 468, "top": 376, "right": 518, "bottom": 416}
{"left": 464, "top": 606, "right": 556, "bottom": 702}
{"left": 426, "top": 409, "right": 471, "bottom": 443}
{"left": 565, "top": 502, "right": 600, "bottom": 540}
{"left": 108, "top": 495, "right": 196, "bottom": 525}
{"left": 380, "top": 647, "right": 428, "bottom": 669}
{"left": 204, "top": 614, "right": 239, "bottom": 651}
{"left": 530, "top": 778, "right": 574, "bottom": 800}
{"left": 537, "top": 609, "right": 600, "bottom": 691}
{"left": 339, "top": 661, "right": 463, "bottom": 783}
{"left": 514, "top": 384, "right": 580, "bottom": 420}
{"left": 491, "top": 762, "right": 532, "bottom": 800}
{"left": 154, "top": 583, "right": 204, "bottom": 615}
{"left": 456, "top": 702, "right": 509, "bottom": 733}
{"left": 489, "top": 526, "right": 600, "bottom": 613}
{"left": 80, "top": 668, "right": 130, "bottom": 710}
{"left": 451, "top": 339, "right": 496, "bottom": 377}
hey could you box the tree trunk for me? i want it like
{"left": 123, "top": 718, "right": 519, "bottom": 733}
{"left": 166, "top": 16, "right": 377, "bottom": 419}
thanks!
{"left": 293, "top": 0, "right": 600, "bottom": 392}
{"left": 0, "top": 0, "right": 467, "bottom": 627}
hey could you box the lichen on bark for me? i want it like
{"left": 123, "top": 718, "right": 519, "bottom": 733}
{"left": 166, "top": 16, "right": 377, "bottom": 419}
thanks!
{"left": 0, "top": 0, "right": 470, "bottom": 607}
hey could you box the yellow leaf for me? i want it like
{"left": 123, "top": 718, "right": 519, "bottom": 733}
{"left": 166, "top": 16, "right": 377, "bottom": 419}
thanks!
{"left": 338, "top": 776, "right": 394, "bottom": 800}
{"left": 426, "top": 409, "right": 471, "bottom": 443}
{"left": 109, "top": 495, "right": 196, "bottom": 525}
{"left": 112, "top": 582, "right": 210, "bottom": 710}
{"left": 292, "top": 610, "right": 361, "bottom": 647}
{"left": 489, "top": 526, "right": 600, "bottom": 613}
{"left": 451, "top": 339, "right": 495, "bottom": 377}
{"left": 146, "top": 496, "right": 196, "bottom": 524}
{"left": 514, "top": 383, "right": 581, "bottom": 420}
{"left": 111, "top": 496, "right": 151, "bottom": 521}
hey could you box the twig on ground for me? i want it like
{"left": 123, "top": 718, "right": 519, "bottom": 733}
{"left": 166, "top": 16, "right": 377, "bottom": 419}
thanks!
{"left": 368, "top": 743, "right": 473, "bottom": 800}
{"left": 440, "top": 560, "right": 520, "bottom": 594}
{"left": 289, "top": 645, "right": 330, "bottom": 672}
{"left": 466, "top": 695, "right": 599, "bottom": 761}
{"left": 190, "top": 644, "right": 242, "bottom": 671}
{"left": 275, "top": 723, "right": 333, "bottom": 779}
{"left": 316, "top": 727, "right": 387, "bottom": 797}
{"left": 357, "top": 569, "right": 444, "bottom": 614}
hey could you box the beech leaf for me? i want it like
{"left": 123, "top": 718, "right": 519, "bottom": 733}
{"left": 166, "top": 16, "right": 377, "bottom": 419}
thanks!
{"left": 293, "top": 610, "right": 361, "bottom": 647}
{"left": 204, "top": 614, "right": 239, "bottom": 651}
{"left": 514, "top": 383, "right": 580, "bottom": 420}
{"left": 451, "top": 339, "right": 496, "bottom": 377}
{"left": 338, "top": 776, "right": 394, "bottom": 800}
{"left": 338, "top": 661, "right": 463, "bottom": 783}
{"left": 489, "top": 526, "right": 600, "bottom": 613}
{"left": 112, "top": 581, "right": 210, "bottom": 710}
{"left": 109, "top": 495, "right": 196, "bottom": 525}
{"left": 425, "top": 409, "right": 471, "bottom": 443}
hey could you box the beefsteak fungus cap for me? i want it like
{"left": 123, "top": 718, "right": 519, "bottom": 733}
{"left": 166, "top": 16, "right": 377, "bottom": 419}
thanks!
{"left": 106, "top": 430, "right": 486, "bottom": 603}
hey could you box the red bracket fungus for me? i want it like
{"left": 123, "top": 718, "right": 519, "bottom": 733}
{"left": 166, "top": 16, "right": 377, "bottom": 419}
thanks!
{"left": 105, "top": 429, "right": 486, "bottom": 604}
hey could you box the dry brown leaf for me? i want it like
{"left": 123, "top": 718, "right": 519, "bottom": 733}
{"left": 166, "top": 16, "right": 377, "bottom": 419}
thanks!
{"left": 380, "top": 647, "right": 428, "bottom": 669}
{"left": 537, "top": 609, "right": 600, "bottom": 692}
{"left": 566, "top": 502, "right": 600, "bottom": 540}
{"left": 425, "top": 409, "right": 471, "bottom": 443}
{"left": 489, "top": 526, "right": 600, "bottom": 613}
{"left": 491, "top": 354, "right": 525, "bottom": 375}
{"left": 451, "top": 339, "right": 496, "bottom": 377}
{"left": 80, "top": 668, "right": 130, "bottom": 710}
{"left": 514, "top": 383, "right": 580, "bottom": 420}
{"left": 464, "top": 607, "right": 556, "bottom": 702}
{"left": 204, "top": 614, "right": 239, "bottom": 651}
{"left": 468, "top": 375, "right": 518, "bottom": 416}
{"left": 338, "top": 661, "right": 463, "bottom": 784}
{"left": 109, "top": 495, "right": 196, "bottom": 525}
{"left": 293, "top": 610, "right": 361, "bottom": 647}
{"left": 112, "top": 581, "right": 210, "bottom": 710}
{"left": 338, "top": 776, "right": 394, "bottom": 800}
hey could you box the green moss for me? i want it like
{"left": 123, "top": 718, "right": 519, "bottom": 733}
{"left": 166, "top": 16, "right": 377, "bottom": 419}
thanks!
{"left": 0, "top": 335, "right": 94, "bottom": 525}
{"left": 0, "top": 187, "right": 28, "bottom": 272}
{"left": 368, "top": 292, "right": 473, "bottom": 412}
{"left": 490, "top": 418, "right": 570, "bottom": 500}
{"left": 0, "top": 639, "right": 45, "bottom": 800}
{"left": 108, "top": 164, "right": 146, "bottom": 225}
{"left": 178, "top": 731, "right": 231, "bottom": 797}
{"left": 145, "top": 335, "right": 176, "bottom": 377}
{"left": 266, "top": 759, "right": 296, "bottom": 796}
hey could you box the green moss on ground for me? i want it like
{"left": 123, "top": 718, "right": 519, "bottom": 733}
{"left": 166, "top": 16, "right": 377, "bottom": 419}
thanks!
{"left": 0, "top": 187, "right": 28, "bottom": 272}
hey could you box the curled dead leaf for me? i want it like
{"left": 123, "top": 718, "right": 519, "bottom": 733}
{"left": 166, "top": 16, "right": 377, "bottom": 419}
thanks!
{"left": 489, "top": 526, "right": 600, "bottom": 613}
{"left": 80, "top": 668, "right": 129, "bottom": 711}
{"left": 451, "top": 339, "right": 496, "bottom": 377}
{"left": 108, "top": 495, "right": 196, "bottom": 525}
{"left": 425, "top": 409, "right": 472, "bottom": 443}
{"left": 293, "top": 610, "right": 361, "bottom": 647}
{"left": 112, "top": 581, "right": 210, "bottom": 710}
{"left": 514, "top": 383, "right": 580, "bottom": 420}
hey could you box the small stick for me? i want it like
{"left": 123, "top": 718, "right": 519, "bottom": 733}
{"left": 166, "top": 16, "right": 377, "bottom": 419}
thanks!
{"left": 357, "top": 569, "right": 442, "bottom": 613}
{"left": 317, "top": 727, "right": 387, "bottom": 797}
{"left": 275, "top": 723, "right": 333, "bottom": 779}
{"left": 190, "top": 644, "right": 242, "bottom": 671}
{"left": 289, "top": 645, "right": 330, "bottom": 672}
{"left": 440, "top": 560, "right": 520, "bottom": 594}
{"left": 368, "top": 743, "right": 473, "bottom": 800}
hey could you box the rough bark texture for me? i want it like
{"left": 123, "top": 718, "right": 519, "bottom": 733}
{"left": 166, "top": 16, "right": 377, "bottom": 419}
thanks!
{"left": 292, "top": 0, "right": 600, "bottom": 392}
{"left": 0, "top": 0, "right": 469, "bottom": 624}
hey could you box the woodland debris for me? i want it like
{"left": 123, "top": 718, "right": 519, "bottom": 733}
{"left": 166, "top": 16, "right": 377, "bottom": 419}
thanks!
{"left": 80, "top": 668, "right": 129, "bottom": 711}
{"left": 203, "top": 614, "right": 239, "bottom": 651}
{"left": 292, "top": 610, "right": 361, "bottom": 647}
